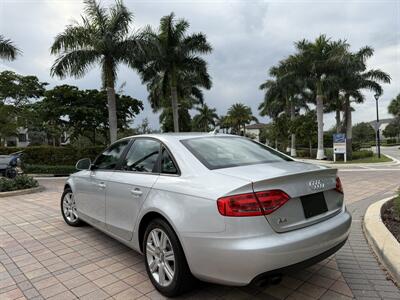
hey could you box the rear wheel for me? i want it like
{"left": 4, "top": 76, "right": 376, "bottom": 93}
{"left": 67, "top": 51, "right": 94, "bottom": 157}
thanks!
{"left": 143, "top": 219, "right": 195, "bottom": 297}
{"left": 61, "top": 188, "right": 82, "bottom": 226}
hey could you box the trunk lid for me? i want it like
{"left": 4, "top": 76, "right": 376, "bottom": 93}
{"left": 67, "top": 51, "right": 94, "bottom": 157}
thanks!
{"left": 215, "top": 161, "right": 344, "bottom": 232}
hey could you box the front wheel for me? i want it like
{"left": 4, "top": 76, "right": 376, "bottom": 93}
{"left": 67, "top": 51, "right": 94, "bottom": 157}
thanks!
{"left": 143, "top": 219, "right": 195, "bottom": 297}
{"left": 61, "top": 188, "right": 82, "bottom": 226}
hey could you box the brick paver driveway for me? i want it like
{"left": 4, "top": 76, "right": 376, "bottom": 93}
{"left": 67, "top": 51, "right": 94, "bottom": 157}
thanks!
{"left": 1, "top": 168, "right": 399, "bottom": 300}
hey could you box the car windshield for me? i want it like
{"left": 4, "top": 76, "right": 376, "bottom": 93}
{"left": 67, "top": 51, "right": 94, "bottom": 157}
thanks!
{"left": 0, "top": 156, "right": 12, "bottom": 164}
{"left": 181, "top": 136, "right": 291, "bottom": 169}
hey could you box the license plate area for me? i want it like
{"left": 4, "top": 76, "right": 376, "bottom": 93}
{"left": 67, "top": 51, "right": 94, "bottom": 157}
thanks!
{"left": 300, "top": 192, "right": 328, "bottom": 218}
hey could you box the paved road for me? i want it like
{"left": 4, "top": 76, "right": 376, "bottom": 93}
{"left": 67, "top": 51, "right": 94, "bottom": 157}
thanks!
{"left": 0, "top": 170, "right": 399, "bottom": 300}
{"left": 381, "top": 146, "right": 400, "bottom": 161}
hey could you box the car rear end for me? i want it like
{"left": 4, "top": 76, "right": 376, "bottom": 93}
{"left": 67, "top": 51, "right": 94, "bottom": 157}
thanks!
{"left": 179, "top": 136, "right": 351, "bottom": 285}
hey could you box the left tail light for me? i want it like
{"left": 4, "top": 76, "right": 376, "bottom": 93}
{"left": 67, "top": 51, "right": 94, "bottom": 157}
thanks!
{"left": 336, "top": 176, "right": 344, "bottom": 194}
{"left": 217, "top": 190, "right": 290, "bottom": 217}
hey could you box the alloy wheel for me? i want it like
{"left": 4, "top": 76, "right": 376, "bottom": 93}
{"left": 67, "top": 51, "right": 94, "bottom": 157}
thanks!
{"left": 146, "top": 228, "right": 176, "bottom": 287}
{"left": 62, "top": 192, "right": 78, "bottom": 223}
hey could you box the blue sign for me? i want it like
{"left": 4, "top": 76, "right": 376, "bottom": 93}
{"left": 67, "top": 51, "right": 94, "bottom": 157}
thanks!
{"left": 333, "top": 133, "right": 346, "bottom": 143}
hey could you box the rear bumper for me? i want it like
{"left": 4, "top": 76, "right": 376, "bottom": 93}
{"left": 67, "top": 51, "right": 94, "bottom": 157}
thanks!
{"left": 181, "top": 209, "right": 351, "bottom": 285}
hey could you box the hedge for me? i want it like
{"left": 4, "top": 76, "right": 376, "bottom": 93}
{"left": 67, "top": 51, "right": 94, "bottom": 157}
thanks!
{"left": 296, "top": 148, "right": 372, "bottom": 161}
{"left": 23, "top": 164, "right": 76, "bottom": 175}
{"left": 0, "top": 175, "right": 39, "bottom": 192}
{"left": 0, "top": 145, "right": 105, "bottom": 165}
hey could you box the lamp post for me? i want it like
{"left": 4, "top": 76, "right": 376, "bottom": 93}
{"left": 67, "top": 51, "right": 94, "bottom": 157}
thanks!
{"left": 374, "top": 93, "right": 381, "bottom": 158}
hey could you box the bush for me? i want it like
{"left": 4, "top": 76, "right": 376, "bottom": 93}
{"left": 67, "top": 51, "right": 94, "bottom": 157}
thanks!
{"left": 0, "top": 175, "right": 38, "bottom": 192}
{"left": 352, "top": 150, "right": 373, "bottom": 160}
{"left": 0, "top": 145, "right": 105, "bottom": 165}
{"left": 23, "top": 164, "right": 76, "bottom": 175}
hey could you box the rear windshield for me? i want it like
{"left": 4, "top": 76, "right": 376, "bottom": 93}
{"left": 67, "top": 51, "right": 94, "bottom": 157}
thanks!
{"left": 181, "top": 136, "right": 291, "bottom": 169}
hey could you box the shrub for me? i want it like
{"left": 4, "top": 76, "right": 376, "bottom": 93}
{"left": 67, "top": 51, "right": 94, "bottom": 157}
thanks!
{"left": 23, "top": 164, "right": 76, "bottom": 175}
{"left": 352, "top": 150, "right": 373, "bottom": 160}
{"left": 0, "top": 175, "right": 38, "bottom": 192}
{"left": 0, "top": 145, "right": 105, "bottom": 165}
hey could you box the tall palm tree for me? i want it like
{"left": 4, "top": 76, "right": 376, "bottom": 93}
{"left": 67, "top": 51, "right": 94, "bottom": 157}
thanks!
{"left": 192, "top": 103, "right": 218, "bottom": 131}
{"left": 340, "top": 46, "right": 390, "bottom": 158}
{"left": 227, "top": 103, "right": 258, "bottom": 135}
{"left": 139, "top": 13, "right": 212, "bottom": 132}
{"left": 50, "top": 0, "right": 143, "bottom": 143}
{"left": 259, "top": 60, "right": 308, "bottom": 156}
{"left": 0, "top": 35, "right": 20, "bottom": 61}
{"left": 288, "top": 35, "right": 349, "bottom": 159}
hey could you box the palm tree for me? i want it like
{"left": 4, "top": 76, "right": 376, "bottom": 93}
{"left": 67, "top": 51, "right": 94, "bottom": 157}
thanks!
{"left": 340, "top": 46, "right": 390, "bottom": 158}
{"left": 139, "top": 13, "right": 212, "bottom": 132}
{"left": 50, "top": 0, "right": 143, "bottom": 143}
{"left": 259, "top": 60, "right": 308, "bottom": 156}
{"left": 288, "top": 35, "right": 349, "bottom": 159}
{"left": 192, "top": 103, "right": 218, "bottom": 131}
{"left": 0, "top": 35, "right": 20, "bottom": 61}
{"left": 227, "top": 103, "right": 258, "bottom": 135}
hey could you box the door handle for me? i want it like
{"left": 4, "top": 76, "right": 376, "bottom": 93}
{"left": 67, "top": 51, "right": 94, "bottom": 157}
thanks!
{"left": 97, "top": 182, "right": 106, "bottom": 189}
{"left": 130, "top": 188, "right": 143, "bottom": 197}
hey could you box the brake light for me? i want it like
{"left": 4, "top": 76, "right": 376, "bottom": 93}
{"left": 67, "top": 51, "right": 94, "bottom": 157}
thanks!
{"left": 336, "top": 177, "right": 343, "bottom": 194}
{"left": 217, "top": 190, "right": 290, "bottom": 217}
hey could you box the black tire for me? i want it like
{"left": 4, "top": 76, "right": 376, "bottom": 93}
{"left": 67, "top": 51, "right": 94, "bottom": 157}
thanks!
{"left": 143, "top": 218, "right": 196, "bottom": 297}
{"left": 61, "top": 188, "right": 82, "bottom": 227}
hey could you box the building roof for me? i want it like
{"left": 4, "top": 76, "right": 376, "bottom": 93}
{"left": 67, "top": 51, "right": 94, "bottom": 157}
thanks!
{"left": 245, "top": 123, "right": 267, "bottom": 130}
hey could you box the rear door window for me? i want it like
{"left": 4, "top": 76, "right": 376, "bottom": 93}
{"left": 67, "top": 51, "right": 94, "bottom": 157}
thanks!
{"left": 122, "top": 139, "right": 161, "bottom": 173}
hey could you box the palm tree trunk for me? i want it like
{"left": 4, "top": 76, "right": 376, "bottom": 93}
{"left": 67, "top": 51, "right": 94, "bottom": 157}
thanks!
{"left": 106, "top": 86, "right": 118, "bottom": 143}
{"left": 345, "top": 95, "right": 352, "bottom": 160}
{"left": 309, "top": 139, "right": 312, "bottom": 158}
{"left": 336, "top": 108, "right": 341, "bottom": 133}
{"left": 170, "top": 71, "right": 179, "bottom": 133}
{"left": 290, "top": 102, "right": 297, "bottom": 157}
{"left": 316, "top": 84, "right": 325, "bottom": 160}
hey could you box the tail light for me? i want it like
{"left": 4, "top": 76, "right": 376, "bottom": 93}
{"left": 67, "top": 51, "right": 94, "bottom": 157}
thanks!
{"left": 217, "top": 190, "right": 290, "bottom": 217}
{"left": 336, "top": 177, "right": 343, "bottom": 194}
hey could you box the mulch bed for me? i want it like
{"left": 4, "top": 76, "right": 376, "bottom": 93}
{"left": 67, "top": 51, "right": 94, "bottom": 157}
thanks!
{"left": 381, "top": 198, "right": 400, "bottom": 243}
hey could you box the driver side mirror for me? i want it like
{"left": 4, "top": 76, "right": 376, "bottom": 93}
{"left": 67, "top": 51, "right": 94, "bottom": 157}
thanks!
{"left": 75, "top": 158, "right": 91, "bottom": 170}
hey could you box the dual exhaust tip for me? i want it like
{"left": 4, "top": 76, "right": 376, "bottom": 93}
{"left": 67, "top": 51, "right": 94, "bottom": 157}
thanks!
{"left": 253, "top": 274, "right": 283, "bottom": 287}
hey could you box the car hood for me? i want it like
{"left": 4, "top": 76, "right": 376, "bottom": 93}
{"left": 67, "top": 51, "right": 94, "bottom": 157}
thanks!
{"left": 214, "top": 160, "right": 330, "bottom": 182}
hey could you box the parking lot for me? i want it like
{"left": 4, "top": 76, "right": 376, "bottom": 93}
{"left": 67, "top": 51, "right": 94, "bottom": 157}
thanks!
{"left": 1, "top": 168, "right": 399, "bottom": 300}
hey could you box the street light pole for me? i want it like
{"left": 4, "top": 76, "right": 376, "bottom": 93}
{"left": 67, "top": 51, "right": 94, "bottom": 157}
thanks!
{"left": 374, "top": 93, "right": 381, "bottom": 158}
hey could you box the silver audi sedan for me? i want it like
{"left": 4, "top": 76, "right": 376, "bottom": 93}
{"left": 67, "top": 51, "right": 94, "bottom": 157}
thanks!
{"left": 61, "top": 133, "right": 351, "bottom": 296}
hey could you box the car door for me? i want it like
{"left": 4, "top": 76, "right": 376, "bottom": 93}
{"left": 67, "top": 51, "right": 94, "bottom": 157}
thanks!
{"left": 105, "top": 138, "right": 161, "bottom": 241}
{"left": 75, "top": 138, "right": 131, "bottom": 229}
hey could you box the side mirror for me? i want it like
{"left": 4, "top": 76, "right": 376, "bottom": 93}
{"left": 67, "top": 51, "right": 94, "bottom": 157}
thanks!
{"left": 75, "top": 158, "right": 91, "bottom": 170}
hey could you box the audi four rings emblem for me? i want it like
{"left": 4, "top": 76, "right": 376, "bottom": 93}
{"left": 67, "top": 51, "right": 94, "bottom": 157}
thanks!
{"left": 308, "top": 179, "right": 325, "bottom": 191}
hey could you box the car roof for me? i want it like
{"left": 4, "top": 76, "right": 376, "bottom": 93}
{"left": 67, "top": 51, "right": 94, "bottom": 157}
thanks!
{"left": 125, "top": 132, "right": 235, "bottom": 142}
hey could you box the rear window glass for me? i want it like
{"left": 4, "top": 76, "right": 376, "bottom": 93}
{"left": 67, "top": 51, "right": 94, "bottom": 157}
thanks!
{"left": 181, "top": 136, "right": 291, "bottom": 169}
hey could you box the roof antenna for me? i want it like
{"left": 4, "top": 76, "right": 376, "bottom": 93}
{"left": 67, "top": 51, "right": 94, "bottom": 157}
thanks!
{"left": 209, "top": 128, "right": 218, "bottom": 135}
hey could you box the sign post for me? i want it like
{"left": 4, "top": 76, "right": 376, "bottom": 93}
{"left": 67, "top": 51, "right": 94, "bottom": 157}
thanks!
{"left": 333, "top": 133, "right": 347, "bottom": 162}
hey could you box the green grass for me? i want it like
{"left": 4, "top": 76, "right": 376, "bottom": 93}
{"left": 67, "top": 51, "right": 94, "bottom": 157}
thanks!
{"left": 334, "top": 154, "right": 392, "bottom": 164}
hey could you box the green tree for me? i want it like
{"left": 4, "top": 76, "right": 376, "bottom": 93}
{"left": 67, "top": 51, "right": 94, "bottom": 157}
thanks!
{"left": 0, "top": 35, "right": 20, "bottom": 61}
{"left": 139, "top": 13, "right": 212, "bottom": 132}
{"left": 352, "top": 122, "right": 376, "bottom": 144}
{"left": 0, "top": 71, "right": 47, "bottom": 105}
{"left": 383, "top": 119, "right": 400, "bottom": 139}
{"left": 0, "top": 104, "right": 18, "bottom": 146}
{"left": 192, "top": 103, "right": 218, "bottom": 131}
{"left": 227, "top": 103, "right": 258, "bottom": 135}
{"left": 50, "top": 0, "right": 143, "bottom": 143}
{"left": 388, "top": 94, "right": 400, "bottom": 117}
{"left": 293, "top": 111, "right": 318, "bottom": 157}
{"left": 288, "top": 35, "right": 349, "bottom": 159}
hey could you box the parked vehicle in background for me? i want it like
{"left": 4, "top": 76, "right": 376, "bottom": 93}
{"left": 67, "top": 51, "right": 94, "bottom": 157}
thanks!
{"left": 0, "top": 151, "right": 23, "bottom": 178}
{"left": 61, "top": 133, "right": 351, "bottom": 296}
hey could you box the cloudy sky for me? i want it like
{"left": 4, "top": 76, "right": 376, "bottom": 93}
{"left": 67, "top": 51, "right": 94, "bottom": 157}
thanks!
{"left": 1, "top": 0, "right": 399, "bottom": 130}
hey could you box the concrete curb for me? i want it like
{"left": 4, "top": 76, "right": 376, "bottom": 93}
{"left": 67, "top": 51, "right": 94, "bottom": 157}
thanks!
{"left": 0, "top": 185, "right": 45, "bottom": 198}
{"left": 364, "top": 196, "right": 400, "bottom": 285}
